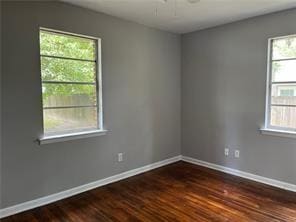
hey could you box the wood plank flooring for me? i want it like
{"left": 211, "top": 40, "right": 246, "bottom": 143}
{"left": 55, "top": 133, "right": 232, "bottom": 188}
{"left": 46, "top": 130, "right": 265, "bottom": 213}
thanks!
{"left": 2, "top": 161, "right": 296, "bottom": 222}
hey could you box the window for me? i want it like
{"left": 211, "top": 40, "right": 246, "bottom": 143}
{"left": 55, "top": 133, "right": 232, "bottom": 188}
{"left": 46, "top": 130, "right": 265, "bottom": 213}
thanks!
{"left": 265, "top": 34, "right": 296, "bottom": 132}
{"left": 39, "top": 28, "right": 103, "bottom": 140}
{"left": 279, "top": 89, "right": 295, "bottom": 97}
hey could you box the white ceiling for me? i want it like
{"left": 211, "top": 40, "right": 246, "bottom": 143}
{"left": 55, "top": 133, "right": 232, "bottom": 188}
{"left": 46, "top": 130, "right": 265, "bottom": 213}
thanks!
{"left": 62, "top": 0, "right": 296, "bottom": 33}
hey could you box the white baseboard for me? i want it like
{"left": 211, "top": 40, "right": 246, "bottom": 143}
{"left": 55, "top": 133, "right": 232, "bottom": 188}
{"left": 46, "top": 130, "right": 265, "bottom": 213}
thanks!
{"left": 2, "top": 155, "right": 295, "bottom": 219}
{"left": 0, "top": 155, "right": 182, "bottom": 219}
{"left": 181, "top": 155, "right": 296, "bottom": 193}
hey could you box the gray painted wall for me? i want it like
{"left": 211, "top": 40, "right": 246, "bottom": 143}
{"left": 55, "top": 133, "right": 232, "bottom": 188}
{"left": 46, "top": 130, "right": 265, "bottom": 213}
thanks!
{"left": 182, "top": 9, "right": 296, "bottom": 185}
{"left": 2, "top": 0, "right": 296, "bottom": 211}
{"left": 1, "top": 1, "right": 181, "bottom": 208}
{"left": 0, "top": 0, "right": 3, "bottom": 209}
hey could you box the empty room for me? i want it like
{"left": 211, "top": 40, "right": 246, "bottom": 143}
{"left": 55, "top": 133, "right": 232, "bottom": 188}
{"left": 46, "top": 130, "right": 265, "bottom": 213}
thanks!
{"left": 1, "top": 0, "right": 296, "bottom": 221}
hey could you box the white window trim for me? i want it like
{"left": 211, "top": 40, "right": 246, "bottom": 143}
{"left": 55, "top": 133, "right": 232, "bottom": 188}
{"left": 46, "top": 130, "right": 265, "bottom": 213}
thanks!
{"left": 38, "top": 27, "right": 106, "bottom": 144}
{"left": 38, "top": 130, "right": 108, "bottom": 145}
{"left": 261, "top": 34, "right": 296, "bottom": 138}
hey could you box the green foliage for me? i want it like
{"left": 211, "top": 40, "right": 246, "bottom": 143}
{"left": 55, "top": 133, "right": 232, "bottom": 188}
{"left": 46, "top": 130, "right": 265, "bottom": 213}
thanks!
{"left": 272, "top": 37, "right": 296, "bottom": 77}
{"left": 273, "top": 37, "right": 296, "bottom": 60}
{"left": 41, "top": 58, "right": 95, "bottom": 82}
{"left": 42, "top": 84, "right": 96, "bottom": 106}
{"left": 40, "top": 30, "right": 97, "bottom": 105}
{"left": 40, "top": 30, "right": 95, "bottom": 60}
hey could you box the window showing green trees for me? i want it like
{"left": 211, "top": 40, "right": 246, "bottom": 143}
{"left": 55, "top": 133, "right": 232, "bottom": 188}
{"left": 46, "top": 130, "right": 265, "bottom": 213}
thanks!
{"left": 269, "top": 35, "right": 296, "bottom": 130}
{"left": 40, "top": 29, "right": 99, "bottom": 135}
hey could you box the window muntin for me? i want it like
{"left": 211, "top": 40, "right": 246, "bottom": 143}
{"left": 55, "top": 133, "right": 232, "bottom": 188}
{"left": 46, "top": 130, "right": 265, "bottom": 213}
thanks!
{"left": 266, "top": 35, "right": 296, "bottom": 131}
{"left": 40, "top": 28, "right": 101, "bottom": 136}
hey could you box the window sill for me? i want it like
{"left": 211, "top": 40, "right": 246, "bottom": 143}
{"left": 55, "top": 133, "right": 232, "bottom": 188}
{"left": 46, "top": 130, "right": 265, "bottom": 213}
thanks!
{"left": 38, "top": 129, "right": 108, "bottom": 145}
{"left": 260, "top": 128, "right": 296, "bottom": 139}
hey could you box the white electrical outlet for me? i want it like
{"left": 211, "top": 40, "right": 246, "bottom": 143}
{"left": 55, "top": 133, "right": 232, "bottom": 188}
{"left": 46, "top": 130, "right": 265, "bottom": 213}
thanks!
{"left": 118, "top": 153, "right": 123, "bottom": 162}
{"left": 225, "top": 148, "right": 229, "bottom": 156}
{"left": 235, "top": 150, "right": 240, "bottom": 158}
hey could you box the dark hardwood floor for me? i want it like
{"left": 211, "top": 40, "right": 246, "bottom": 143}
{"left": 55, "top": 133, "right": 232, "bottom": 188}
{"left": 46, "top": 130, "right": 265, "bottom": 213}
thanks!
{"left": 3, "top": 161, "right": 296, "bottom": 222}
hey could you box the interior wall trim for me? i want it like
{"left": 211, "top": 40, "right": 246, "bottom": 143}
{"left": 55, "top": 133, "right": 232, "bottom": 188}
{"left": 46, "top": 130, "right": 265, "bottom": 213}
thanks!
{"left": 2, "top": 155, "right": 295, "bottom": 219}
{"left": 0, "top": 155, "right": 182, "bottom": 219}
{"left": 181, "top": 155, "right": 296, "bottom": 193}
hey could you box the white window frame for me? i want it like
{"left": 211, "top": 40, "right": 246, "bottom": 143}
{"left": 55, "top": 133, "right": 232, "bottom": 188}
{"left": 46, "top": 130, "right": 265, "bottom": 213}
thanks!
{"left": 262, "top": 34, "right": 296, "bottom": 138}
{"left": 38, "top": 28, "right": 106, "bottom": 144}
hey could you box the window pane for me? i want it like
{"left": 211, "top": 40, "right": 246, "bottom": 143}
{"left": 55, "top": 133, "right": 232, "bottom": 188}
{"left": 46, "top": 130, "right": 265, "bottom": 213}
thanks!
{"left": 270, "top": 106, "right": 296, "bottom": 129}
{"left": 272, "top": 60, "right": 296, "bottom": 82}
{"left": 42, "top": 84, "right": 97, "bottom": 107}
{"left": 41, "top": 57, "right": 96, "bottom": 82}
{"left": 40, "top": 30, "right": 95, "bottom": 60}
{"left": 44, "top": 107, "right": 98, "bottom": 135}
{"left": 272, "top": 37, "right": 296, "bottom": 60}
{"left": 271, "top": 84, "right": 296, "bottom": 105}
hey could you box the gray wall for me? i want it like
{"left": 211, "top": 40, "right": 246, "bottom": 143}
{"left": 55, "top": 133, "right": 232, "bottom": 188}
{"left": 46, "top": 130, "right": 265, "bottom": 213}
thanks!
{"left": 182, "top": 8, "right": 296, "bottom": 185}
{"left": 1, "top": 1, "right": 181, "bottom": 208}
{"left": 2, "top": 0, "right": 296, "bottom": 211}
{"left": 0, "top": 0, "right": 3, "bottom": 209}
